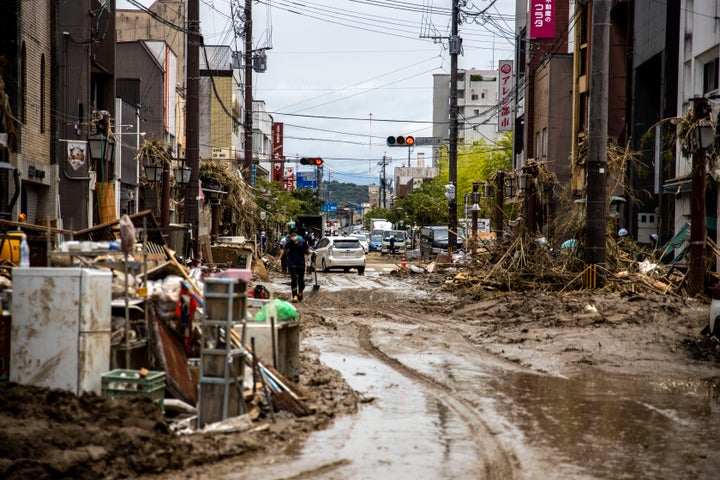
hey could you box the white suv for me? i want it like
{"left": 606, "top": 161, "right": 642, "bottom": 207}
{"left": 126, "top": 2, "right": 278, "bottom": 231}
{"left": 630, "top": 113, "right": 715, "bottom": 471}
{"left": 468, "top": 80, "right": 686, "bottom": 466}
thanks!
{"left": 312, "top": 236, "right": 366, "bottom": 275}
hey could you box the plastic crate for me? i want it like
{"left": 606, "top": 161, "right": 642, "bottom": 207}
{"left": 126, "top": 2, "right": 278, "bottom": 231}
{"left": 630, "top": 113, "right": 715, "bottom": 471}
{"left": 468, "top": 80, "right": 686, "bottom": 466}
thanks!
{"left": 101, "top": 369, "right": 165, "bottom": 412}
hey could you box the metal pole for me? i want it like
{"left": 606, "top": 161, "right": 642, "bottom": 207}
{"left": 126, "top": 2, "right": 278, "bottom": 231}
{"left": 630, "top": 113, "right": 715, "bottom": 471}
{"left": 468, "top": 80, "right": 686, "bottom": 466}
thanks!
{"left": 185, "top": 0, "right": 200, "bottom": 256}
{"left": 471, "top": 182, "right": 479, "bottom": 256}
{"left": 447, "top": 0, "right": 459, "bottom": 251}
{"left": 161, "top": 161, "right": 170, "bottom": 228}
{"left": 688, "top": 97, "right": 709, "bottom": 296}
{"left": 584, "top": 0, "right": 610, "bottom": 288}
{"left": 494, "top": 172, "right": 505, "bottom": 234}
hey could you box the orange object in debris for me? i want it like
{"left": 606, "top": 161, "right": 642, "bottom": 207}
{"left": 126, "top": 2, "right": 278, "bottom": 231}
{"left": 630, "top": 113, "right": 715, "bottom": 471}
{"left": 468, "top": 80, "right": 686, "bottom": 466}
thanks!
{"left": 0, "top": 232, "right": 26, "bottom": 266}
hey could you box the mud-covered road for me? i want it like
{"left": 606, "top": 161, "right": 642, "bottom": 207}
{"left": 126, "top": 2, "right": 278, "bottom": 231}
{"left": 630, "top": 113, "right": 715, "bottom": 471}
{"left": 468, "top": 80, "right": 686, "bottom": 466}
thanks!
{"left": 157, "top": 255, "right": 720, "bottom": 479}
{"left": 3, "top": 254, "right": 720, "bottom": 479}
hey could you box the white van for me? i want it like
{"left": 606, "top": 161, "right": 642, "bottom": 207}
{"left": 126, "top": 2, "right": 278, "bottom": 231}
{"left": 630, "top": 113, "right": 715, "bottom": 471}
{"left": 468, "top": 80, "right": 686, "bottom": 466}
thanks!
{"left": 380, "top": 230, "right": 407, "bottom": 254}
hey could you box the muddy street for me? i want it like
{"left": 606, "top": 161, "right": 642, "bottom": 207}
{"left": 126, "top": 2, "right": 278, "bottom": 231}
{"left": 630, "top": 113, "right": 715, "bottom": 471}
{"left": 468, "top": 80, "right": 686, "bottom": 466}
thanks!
{"left": 167, "top": 254, "right": 720, "bottom": 479}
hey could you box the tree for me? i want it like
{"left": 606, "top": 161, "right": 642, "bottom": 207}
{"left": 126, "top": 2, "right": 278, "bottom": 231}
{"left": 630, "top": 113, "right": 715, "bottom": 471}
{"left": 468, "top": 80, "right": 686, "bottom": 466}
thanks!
{"left": 393, "top": 180, "right": 447, "bottom": 228}
{"left": 435, "top": 132, "right": 513, "bottom": 220}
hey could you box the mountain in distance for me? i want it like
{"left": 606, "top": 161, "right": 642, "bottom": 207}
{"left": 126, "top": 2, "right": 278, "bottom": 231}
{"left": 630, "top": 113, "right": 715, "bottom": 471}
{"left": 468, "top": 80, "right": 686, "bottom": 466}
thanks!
{"left": 322, "top": 180, "right": 370, "bottom": 207}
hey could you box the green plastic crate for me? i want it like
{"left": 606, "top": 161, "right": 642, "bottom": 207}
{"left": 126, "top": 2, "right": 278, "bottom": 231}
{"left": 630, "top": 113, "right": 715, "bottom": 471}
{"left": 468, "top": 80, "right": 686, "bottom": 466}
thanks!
{"left": 101, "top": 369, "right": 165, "bottom": 412}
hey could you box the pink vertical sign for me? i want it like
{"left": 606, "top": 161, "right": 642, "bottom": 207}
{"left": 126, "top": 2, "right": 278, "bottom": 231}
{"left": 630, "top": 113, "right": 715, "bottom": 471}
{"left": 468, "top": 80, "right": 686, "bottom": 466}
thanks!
{"left": 529, "top": 0, "right": 555, "bottom": 39}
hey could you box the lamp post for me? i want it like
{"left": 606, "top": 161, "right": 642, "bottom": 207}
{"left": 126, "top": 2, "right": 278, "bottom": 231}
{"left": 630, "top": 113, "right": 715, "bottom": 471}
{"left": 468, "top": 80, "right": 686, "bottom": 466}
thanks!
{"left": 493, "top": 171, "right": 505, "bottom": 235}
{"left": 144, "top": 161, "right": 170, "bottom": 228}
{"left": 471, "top": 182, "right": 480, "bottom": 255}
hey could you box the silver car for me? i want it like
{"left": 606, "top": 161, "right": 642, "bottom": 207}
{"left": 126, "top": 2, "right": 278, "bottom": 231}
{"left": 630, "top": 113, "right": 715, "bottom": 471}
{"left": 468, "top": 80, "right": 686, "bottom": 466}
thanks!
{"left": 312, "top": 236, "right": 366, "bottom": 275}
{"left": 350, "top": 233, "right": 370, "bottom": 253}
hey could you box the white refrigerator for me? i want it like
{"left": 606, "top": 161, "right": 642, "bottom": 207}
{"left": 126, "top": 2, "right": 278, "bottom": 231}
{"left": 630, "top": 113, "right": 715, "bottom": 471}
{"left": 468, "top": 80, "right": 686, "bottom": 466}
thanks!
{"left": 10, "top": 268, "right": 113, "bottom": 395}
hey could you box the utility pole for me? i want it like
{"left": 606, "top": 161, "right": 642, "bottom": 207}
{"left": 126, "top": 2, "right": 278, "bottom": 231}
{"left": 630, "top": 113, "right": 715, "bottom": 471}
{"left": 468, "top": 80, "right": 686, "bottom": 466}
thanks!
{"left": 584, "top": 0, "right": 610, "bottom": 289}
{"left": 688, "top": 97, "right": 710, "bottom": 296}
{"left": 243, "top": 0, "right": 253, "bottom": 181}
{"left": 447, "top": 0, "right": 460, "bottom": 251}
{"left": 379, "top": 155, "right": 390, "bottom": 209}
{"left": 185, "top": 0, "right": 200, "bottom": 254}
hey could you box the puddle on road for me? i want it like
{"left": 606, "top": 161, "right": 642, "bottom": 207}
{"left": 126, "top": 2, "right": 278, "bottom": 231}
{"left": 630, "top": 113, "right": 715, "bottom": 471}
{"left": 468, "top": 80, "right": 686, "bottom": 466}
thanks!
{"left": 223, "top": 328, "right": 720, "bottom": 479}
{"left": 484, "top": 370, "right": 720, "bottom": 479}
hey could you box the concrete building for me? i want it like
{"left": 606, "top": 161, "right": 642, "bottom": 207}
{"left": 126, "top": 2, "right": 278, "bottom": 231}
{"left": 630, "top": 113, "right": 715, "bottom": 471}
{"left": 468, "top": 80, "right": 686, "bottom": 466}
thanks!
{"left": 629, "top": 0, "right": 680, "bottom": 245}
{"left": 0, "top": 0, "right": 57, "bottom": 225}
{"left": 675, "top": 0, "right": 719, "bottom": 265}
{"left": 392, "top": 166, "right": 438, "bottom": 200}
{"left": 116, "top": 0, "right": 186, "bottom": 155}
{"left": 199, "top": 45, "right": 241, "bottom": 165}
{"left": 253, "top": 100, "right": 273, "bottom": 183}
{"left": 433, "top": 69, "right": 500, "bottom": 166}
{"left": 117, "top": 40, "right": 178, "bottom": 220}
{"left": 56, "top": 0, "right": 117, "bottom": 229}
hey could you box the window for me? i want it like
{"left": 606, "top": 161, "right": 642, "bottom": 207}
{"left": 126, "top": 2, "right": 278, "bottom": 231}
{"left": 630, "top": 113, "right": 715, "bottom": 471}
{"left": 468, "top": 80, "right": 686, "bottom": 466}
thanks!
{"left": 542, "top": 127, "right": 547, "bottom": 156}
{"left": 473, "top": 109, "right": 480, "bottom": 115}
{"left": 471, "top": 93, "right": 479, "bottom": 100}
{"left": 481, "top": 89, "right": 487, "bottom": 99}
{"left": 703, "top": 57, "right": 719, "bottom": 94}
{"left": 535, "top": 131, "right": 540, "bottom": 157}
{"left": 333, "top": 240, "right": 361, "bottom": 249}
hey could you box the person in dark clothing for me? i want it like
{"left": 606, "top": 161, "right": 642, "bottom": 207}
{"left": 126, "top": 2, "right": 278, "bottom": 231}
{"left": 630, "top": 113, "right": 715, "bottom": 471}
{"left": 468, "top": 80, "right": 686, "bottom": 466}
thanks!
{"left": 279, "top": 228, "right": 312, "bottom": 302}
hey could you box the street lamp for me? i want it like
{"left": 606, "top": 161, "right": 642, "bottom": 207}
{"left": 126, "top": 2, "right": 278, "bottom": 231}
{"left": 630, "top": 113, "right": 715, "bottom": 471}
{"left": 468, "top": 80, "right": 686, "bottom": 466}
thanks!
{"left": 698, "top": 121, "right": 714, "bottom": 149}
{"left": 505, "top": 176, "right": 516, "bottom": 198}
{"left": 144, "top": 164, "right": 163, "bottom": 183}
{"left": 174, "top": 159, "right": 191, "bottom": 184}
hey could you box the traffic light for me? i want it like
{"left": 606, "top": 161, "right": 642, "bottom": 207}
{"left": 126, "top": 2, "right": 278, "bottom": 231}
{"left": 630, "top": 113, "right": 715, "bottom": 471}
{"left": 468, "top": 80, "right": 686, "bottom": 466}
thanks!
{"left": 300, "top": 157, "right": 323, "bottom": 165}
{"left": 386, "top": 135, "right": 415, "bottom": 147}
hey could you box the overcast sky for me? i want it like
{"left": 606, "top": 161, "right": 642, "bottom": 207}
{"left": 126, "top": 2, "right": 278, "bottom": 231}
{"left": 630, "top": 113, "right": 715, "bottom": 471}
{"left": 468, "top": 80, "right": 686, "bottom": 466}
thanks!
{"left": 118, "top": 0, "right": 517, "bottom": 185}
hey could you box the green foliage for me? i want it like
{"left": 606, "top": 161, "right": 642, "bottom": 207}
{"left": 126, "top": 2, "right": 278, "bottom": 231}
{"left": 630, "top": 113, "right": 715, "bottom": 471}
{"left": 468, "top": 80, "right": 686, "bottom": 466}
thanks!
{"left": 431, "top": 132, "right": 513, "bottom": 221}
{"left": 291, "top": 188, "right": 322, "bottom": 215}
{"left": 322, "top": 181, "right": 370, "bottom": 206}
{"left": 392, "top": 179, "right": 448, "bottom": 227}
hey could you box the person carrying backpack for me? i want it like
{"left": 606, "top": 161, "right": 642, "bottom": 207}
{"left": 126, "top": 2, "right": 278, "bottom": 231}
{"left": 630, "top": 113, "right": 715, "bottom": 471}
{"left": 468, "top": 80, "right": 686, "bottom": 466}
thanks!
{"left": 279, "top": 227, "right": 312, "bottom": 302}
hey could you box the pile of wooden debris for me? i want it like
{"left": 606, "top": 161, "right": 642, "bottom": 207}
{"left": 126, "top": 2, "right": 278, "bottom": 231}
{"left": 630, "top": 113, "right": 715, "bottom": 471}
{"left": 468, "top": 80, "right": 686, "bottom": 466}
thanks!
{"left": 444, "top": 233, "right": 698, "bottom": 299}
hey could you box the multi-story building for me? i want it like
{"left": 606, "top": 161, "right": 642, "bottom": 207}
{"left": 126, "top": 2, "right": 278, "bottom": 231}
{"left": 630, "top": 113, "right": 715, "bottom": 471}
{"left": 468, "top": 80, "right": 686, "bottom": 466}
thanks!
{"left": 116, "top": 0, "right": 186, "bottom": 155}
{"left": 56, "top": 0, "right": 117, "bottom": 230}
{"left": 675, "top": 0, "right": 719, "bottom": 266}
{"left": 629, "top": 0, "right": 680, "bottom": 244}
{"left": 116, "top": 40, "right": 178, "bottom": 220}
{"left": 0, "top": 1, "right": 56, "bottom": 225}
{"left": 433, "top": 68, "right": 500, "bottom": 166}
{"left": 253, "top": 99, "right": 273, "bottom": 183}
{"left": 199, "top": 45, "right": 241, "bottom": 165}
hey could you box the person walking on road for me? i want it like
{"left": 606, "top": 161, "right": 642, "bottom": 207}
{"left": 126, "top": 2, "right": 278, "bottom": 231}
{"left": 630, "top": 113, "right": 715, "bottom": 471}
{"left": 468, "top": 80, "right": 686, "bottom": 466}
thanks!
{"left": 279, "top": 227, "right": 312, "bottom": 302}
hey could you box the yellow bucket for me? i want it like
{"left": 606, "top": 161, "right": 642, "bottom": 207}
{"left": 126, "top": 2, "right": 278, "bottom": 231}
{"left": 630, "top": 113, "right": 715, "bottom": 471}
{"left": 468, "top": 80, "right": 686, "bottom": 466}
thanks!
{"left": 0, "top": 232, "right": 26, "bottom": 265}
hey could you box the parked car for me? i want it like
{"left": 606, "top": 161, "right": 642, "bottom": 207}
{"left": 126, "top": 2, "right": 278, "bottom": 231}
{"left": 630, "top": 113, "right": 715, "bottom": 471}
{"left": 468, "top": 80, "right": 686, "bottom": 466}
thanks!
{"left": 312, "top": 236, "right": 366, "bottom": 275}
{"left": 369, "top": 234, "right": 382, "bottom": 252}
{"left": 350, "top": 233, "right": 370, "bottom": 253}
{"left": 381, "top": 230, "right": 407, "bottom": 254}
{"left": 419, "top": 225, "right": 465, "bottom": 259}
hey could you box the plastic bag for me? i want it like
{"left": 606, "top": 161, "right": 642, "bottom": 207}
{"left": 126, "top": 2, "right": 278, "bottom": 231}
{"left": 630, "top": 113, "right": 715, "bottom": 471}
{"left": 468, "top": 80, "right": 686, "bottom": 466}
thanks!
{"left": 253, "top": 299, "right": 298, "bottom": 322}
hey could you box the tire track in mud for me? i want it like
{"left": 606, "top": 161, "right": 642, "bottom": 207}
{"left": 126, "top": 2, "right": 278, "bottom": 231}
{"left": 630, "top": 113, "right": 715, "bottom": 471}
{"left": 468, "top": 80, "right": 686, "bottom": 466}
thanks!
{"left": 355, "top": 323, "right": 517, "bottom": 480}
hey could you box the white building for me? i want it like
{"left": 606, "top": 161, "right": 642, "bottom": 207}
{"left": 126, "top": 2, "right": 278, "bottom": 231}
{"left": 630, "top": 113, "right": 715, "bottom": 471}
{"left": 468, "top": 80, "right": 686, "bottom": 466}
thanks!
{"left": 676, "top": 1, "right": 719, "bottom": 266}
{"left": 432, "top": 69, "right": 500, "bottom": 165}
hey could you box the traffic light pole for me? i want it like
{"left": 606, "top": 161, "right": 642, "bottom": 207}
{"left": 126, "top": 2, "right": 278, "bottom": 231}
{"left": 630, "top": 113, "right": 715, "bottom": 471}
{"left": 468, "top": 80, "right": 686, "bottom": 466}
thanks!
{"left": 447, "top": 0, "right": 459, "bottom": 252}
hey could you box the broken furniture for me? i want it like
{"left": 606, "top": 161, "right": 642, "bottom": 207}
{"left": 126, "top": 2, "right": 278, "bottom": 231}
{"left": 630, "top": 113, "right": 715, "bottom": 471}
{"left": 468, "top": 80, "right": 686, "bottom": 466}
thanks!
{"left": 198, "top": 276, "right": 248, "bottom": 428}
